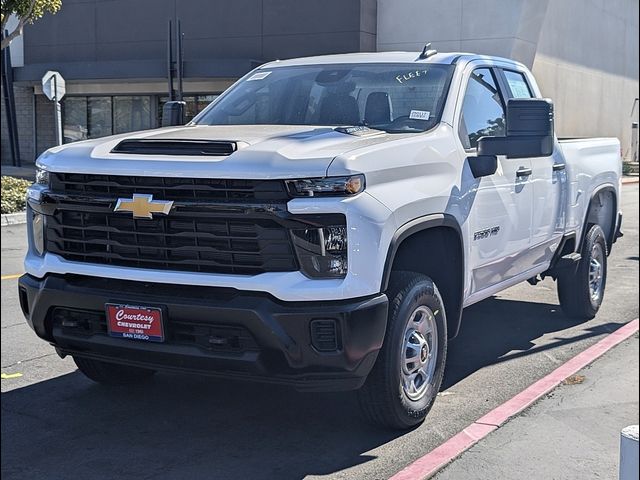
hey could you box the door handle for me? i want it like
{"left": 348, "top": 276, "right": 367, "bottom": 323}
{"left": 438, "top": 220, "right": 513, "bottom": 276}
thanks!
{"left": 516, "top": 168, "right": 532, "bottom": 178}
{"left": 553, "top": 163, "right": 566, "bottom": 171}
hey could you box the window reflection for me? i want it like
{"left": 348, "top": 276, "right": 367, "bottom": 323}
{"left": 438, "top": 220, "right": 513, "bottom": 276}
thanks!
{"left": 114, "top": 96, "right": 151, "bottom": 134}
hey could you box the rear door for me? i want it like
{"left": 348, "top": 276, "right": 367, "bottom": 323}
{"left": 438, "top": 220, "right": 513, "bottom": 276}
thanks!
{"left": 497, "top": 68, "right": 566, "bottom": 266}
{"left": 456, "top": 66, "right": 534, "bottom": 296}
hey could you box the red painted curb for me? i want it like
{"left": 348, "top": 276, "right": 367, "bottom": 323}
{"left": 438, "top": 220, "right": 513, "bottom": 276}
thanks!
{"left": 388, "top": 318, "right": 639, "bottom": 480}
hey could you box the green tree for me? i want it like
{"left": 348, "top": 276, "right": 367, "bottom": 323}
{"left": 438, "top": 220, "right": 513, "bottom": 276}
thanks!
{"left": 1, "top": 0, "right": 62, "bottom": 50}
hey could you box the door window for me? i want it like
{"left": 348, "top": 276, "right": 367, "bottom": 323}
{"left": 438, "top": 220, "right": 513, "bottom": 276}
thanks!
{"left": 458, "top": 68, "right": 505, "bottom": 149}
{"left": 503, "top": 70, "right": 533, "bottom": 98}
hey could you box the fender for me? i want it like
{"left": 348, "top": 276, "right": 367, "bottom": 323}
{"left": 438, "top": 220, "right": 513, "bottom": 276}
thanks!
{"left": 579, "top": 184, "right": 618, "bottom": 253}
{"left": 381, "top": 213, "right": 465, "bottom": 339}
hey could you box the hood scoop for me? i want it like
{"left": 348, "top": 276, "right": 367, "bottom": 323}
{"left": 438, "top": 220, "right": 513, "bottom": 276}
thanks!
{"left": 111, "top": 139, "right": 237, "bottom": 156}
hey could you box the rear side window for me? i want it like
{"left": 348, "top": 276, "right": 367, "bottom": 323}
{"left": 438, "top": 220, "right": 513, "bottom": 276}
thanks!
{"left": 503, "top": 70, "right": 533, "bottom": 98}
{"left": 458, "top": 68, "right": 505, "bottom": 149}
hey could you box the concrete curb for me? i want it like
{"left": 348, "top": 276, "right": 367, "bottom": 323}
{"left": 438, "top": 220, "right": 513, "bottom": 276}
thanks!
{"left": 389, "top": 319, "right": 640, "bottom": 480}
{"left": 622, "top": 176, "right": 639, "bottom": 184}
{"left": 1, "top": 211, "right": 27, "bottom": 227}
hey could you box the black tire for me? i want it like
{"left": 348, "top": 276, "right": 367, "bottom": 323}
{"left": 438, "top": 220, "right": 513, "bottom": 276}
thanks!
{"left": 73, "top": 357, "right": 156, "bottom": 385}
{"left": 557, "top": 224, "right": 608, "bottom": 319}
{"left": 357, "top": 271, "right": 448, "bottom": 429}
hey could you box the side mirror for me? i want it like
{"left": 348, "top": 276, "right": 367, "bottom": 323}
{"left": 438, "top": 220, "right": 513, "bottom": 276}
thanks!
{"left": 468, "top": 154, "right": 498, "bottom": 178}
{"left": 477, "top": 98, "right": 554, "bottom": 158}
{"left": 162, "top": 101, "right": 186, "bottom": 127}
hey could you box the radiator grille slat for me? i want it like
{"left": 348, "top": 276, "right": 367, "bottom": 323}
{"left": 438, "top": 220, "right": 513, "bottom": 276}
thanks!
{"left": 50, "top": 173, "right": 290, "bottom": 202}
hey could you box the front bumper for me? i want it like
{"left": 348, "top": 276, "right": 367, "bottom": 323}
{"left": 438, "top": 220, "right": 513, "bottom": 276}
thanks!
{"left": 18, "top": 274, "right": 388, "bottom": 391}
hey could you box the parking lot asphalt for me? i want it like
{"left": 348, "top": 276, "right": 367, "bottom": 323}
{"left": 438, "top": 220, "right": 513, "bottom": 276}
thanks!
{"left": 1, "top": 184, "right": 638, "bottom": 480}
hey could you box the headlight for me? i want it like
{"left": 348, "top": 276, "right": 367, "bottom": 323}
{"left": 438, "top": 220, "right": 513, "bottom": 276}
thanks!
{"left": 35, "top": 167, "right": 50, "bottom": 186}
{"left": 286, "top": 175, "right": 365, "bottom": 197}
{"left": 292, "top": 225, "right": 348, "bottom": 278}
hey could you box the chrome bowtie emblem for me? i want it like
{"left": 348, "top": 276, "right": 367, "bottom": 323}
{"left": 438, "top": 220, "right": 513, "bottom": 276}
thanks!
{"left": 114, "top": 194, "right": 174, "bottom": 219}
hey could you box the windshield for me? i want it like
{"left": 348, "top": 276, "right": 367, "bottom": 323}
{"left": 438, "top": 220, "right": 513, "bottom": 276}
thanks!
{"left": 194, "top": 63, "right": 455, "bottom": 133}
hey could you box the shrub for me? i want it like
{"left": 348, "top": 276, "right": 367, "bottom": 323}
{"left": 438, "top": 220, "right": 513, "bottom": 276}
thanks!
{"left": 1, "top": 176, "right": 32, "bottom": 214}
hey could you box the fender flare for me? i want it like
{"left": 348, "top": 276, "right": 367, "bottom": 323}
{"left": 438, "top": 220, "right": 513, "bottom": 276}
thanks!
{"left": 579, "top": 184, "right": 618, "bottom": 252}
{"left": 380, "top": 213, "right": 465, "bottom": 338}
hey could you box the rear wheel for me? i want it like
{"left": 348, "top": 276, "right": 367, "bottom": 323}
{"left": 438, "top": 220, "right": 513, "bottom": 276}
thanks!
{"left": 73, "top": 357, "right": 156, "bottom": 385}
{"left": 557, "top": 224, "right": 608, "bottom": 319}
{"left": 357, "top": 272, "right": 447, "bottom": 429}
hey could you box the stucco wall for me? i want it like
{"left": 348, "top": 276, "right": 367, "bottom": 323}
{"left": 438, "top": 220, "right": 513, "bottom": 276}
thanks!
{"left": 377, "top": 0, "right": 639, "bottom": 158}
{"left": 531, "top": 0, "right": 639, "bottom": 159}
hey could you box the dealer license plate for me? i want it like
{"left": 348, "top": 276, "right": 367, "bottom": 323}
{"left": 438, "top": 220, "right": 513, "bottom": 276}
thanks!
{"left": 106, "top": 303, "right": 165, "bottom": 343}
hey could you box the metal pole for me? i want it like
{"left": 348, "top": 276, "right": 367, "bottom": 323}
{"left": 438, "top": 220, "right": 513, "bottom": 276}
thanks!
{"left": 2, "top": 29, "right": 21, "bottom": 166}
{"left": 632, "top": 122, "right": 638, "bottom": 163}
{"left": 167, "top": 20, "right": 174, "bottom": 101}
{"left": 53, "top": 75, "right": 63, "bottom": 146}
{"left": 176, "top": 19, "right": 183, "bottom": 102}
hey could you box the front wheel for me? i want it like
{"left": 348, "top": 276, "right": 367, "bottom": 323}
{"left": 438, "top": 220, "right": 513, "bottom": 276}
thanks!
{"left": 357, "top": 272, "right": 447, "bottom": 429}
{"left": 557, "top": 224, "right": 608, "bottom": 319}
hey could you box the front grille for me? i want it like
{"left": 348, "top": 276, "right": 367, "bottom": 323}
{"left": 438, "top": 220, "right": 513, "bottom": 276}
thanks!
{"left": 50, "top": 173, "right": 290, "bottom": 202}
{"left": 52, "top": 307, "right": 259, "bottom": 354}
{"left": 46, "top": 208, "right": 298, "bottom": 275}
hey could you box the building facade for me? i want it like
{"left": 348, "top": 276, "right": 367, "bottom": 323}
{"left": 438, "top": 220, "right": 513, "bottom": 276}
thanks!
{"left": 1, "top": 0, "right": 638, "bottom": 164}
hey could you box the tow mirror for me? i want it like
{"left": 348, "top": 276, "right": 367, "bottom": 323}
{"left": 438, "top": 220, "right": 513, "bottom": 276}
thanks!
{"left": 162, "top": 101, "right": 186, "bottom": 127}
{"left": 477, "top": 98, "right": 554, "bottom": 158}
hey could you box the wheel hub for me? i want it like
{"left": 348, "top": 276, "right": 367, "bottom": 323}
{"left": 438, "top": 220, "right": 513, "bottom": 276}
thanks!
{"left": 420, "top": 343, "right": 428, "bottom": 363}
{"left": 401, "top": 306, "right": 438, "bottom": 401}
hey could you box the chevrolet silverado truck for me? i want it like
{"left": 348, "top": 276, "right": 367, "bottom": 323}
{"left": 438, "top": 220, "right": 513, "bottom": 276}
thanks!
{"left": 19, "top": 51, "right": 623, "bottom": 429}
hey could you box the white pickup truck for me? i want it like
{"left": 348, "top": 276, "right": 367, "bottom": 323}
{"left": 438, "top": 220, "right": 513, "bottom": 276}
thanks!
{"left": 20, "top": 51, "right": 622, "bottom": 429}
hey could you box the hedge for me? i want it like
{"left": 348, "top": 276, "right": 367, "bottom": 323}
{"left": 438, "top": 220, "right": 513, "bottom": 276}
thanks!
{"left": 1, "top": 176, "right": 32, "bottom": 214}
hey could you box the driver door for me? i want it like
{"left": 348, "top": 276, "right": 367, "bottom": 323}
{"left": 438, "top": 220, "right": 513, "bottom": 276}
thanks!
{"left": 457, "top": 67, "right": 533, "bottom": 297}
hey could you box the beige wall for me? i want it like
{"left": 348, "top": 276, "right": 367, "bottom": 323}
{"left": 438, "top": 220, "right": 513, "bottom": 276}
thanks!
{"left": 377, "top": 0, "right": 639, "bottom": 159}
{"left": 531, "top": 0, "right": 639, "bottom": 159}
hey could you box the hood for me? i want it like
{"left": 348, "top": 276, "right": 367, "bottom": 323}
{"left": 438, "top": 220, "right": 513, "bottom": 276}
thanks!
{"left": 37, "top": 124, "right": 399, "bottom": 179}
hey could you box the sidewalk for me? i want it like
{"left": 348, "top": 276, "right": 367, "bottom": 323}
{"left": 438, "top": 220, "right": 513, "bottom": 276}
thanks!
{"left": 435, "top": 334, "right": 639, "bottom": 480}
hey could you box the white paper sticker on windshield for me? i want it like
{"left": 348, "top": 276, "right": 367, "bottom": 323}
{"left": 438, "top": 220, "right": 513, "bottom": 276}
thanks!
{"left": 409, "top": 110, "right": 430, "bottom": 120}
{"left": 247, "top": 71, "right": 271, "bottom": 81}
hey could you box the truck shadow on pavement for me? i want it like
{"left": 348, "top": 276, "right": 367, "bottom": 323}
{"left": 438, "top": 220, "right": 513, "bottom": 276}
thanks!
{"left": 1, "top": 298, "right": 626, "bottom": 480}
{"left": 442, "top": 296, "right": 625, "bottom": 389}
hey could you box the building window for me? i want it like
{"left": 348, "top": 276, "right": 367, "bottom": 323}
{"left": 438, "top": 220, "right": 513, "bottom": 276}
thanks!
{"left": 158, "top": 95, "right": 219, "bottom": 125}
{"left": 88, "top": 97, "right": 112, "bottom": 139}
{"left": 114, "top": 96, "right": 151, "bottom": 134}
{"left": 63, "top": 97, "right": 88, "bottom": 143}
{"left": 62, "top": 95, "right": 153, "bottom": 143}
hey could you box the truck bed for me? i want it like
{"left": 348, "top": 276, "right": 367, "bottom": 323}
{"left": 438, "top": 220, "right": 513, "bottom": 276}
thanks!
{"left": 558, "top": 137, "right": 621, "bottom": 241}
